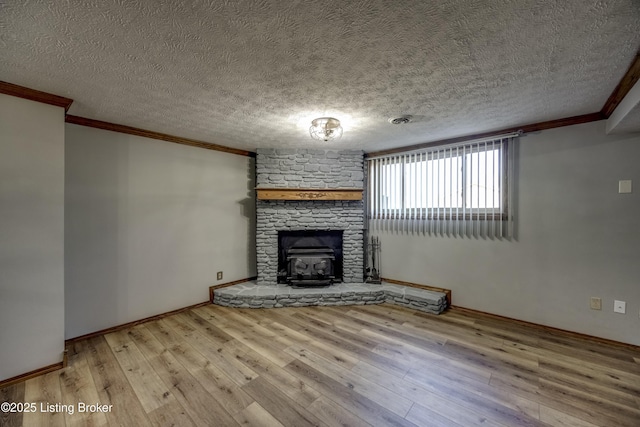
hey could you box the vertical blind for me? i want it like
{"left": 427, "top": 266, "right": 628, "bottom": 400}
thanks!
{"left": 367, "top": 134, "right": 517, "bottom": 238}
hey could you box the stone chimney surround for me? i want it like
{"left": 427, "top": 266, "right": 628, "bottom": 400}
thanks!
{"left": 255, "top": 148, "right": 365, "bottom": 286}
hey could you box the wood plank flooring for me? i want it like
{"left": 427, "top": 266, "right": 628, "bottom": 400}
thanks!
{"left": 2, "top": 303, "right": 639, "bottom": 426}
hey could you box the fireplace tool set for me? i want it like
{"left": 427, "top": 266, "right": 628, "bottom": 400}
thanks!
{"left": 365, "top": 235, "right": 381, "bottom": 284}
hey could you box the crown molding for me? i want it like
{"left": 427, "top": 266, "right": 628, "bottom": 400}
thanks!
{"left": 0, "top": 81, "right": 73, "bottom": 112}
{"left": 365, "top": 50, "right": 639, "bottom": 158}
{"left": 0, "top": 81, "right": 255, "bottom": 157}
{"left": 66, "top": 115, "right": 256, "bottom": 157}
{"left": 601, "top": 50, "right": 640, "bottom": 118}
{"left": 365, "top": 112, "right": 604, "bottom": 158}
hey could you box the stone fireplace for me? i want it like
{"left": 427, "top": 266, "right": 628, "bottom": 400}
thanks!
{"left": 255, "top": 149, "right": 365, "bottom": 286}
{"left": 214, "top": 147, "right": 448, "bottom": 313}
{"left": 214, "top": 147, "right": 447, "bottom": 312}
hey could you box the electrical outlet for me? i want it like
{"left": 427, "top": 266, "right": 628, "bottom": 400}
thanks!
{"left": 217, "top": 271, "right": 223, "bottom": 281}
{"left": 590, "top": 297, "right": 602, "bottom": 310}
{"left": 613, "top": 300, "right": 626, "bottom": 314}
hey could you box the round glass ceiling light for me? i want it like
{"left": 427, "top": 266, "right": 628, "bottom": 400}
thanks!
{"left": 309, "top": 117, "right": 343, "bottom": 141}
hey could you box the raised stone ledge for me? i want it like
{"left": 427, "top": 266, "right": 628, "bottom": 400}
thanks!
{"left": 213, "top": 282, "right": 447, "bottom": 315}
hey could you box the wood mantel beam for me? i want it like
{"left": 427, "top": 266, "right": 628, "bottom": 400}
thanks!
{"left": 256, "top": 188, "right": 363, "bottom": 201}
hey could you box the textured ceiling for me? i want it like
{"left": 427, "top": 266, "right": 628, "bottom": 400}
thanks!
{"left": 2, "top": 0, "right": 639, "bottom": 152}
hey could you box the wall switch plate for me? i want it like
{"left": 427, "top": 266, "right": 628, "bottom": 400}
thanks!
{"left": 590, "top": 297, "right": 602, "bottom": 310}
{"left": 217, "top": 271, "right": 223, "bottom": 280}
{"left": 618, "top": 180, "right": 632, "bottom": 194}
{"left": 613, "top": 300, "right": 626, "bottom": 314}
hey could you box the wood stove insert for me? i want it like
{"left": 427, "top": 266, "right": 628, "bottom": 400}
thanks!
{"left": 277, "top": 230, "right": 343, "bottom": 286}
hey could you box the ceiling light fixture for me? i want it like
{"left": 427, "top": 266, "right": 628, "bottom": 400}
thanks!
{"left": 310, "top": 117, "right": 343, "bottom": 141}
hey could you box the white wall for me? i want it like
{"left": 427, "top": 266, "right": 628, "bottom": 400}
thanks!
{"left": 65, "top": 124, "right": 255, "bottom": 339}
{"left": 0, "top": 94, "right": 65, "bottom": 381}
{"left": 375, "top": 121, "right": 640, "bottom": 345}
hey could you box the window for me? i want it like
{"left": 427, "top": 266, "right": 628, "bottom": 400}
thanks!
{"left": 367, "top": 135, "right": 516, "bottom": 238}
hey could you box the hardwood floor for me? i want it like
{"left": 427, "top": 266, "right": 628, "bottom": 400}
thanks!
{"left": 2, "top": 303, "right": 639, "bottom": 426}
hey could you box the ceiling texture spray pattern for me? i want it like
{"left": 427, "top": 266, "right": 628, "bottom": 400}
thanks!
{"left": 1, "top": 0, "right": 639, "bottom": 152}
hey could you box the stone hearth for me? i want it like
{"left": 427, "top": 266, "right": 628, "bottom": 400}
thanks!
{"left": 213, "top": 281, "right": 448, "bottom": 314}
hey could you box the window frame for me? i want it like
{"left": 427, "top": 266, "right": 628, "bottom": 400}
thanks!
{"left": 369, "top": 139, "right": 511, "bottom": 221}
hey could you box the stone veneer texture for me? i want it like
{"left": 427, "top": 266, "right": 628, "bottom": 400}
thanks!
{"left": 256, "top": 149, "right": 365, "bottom": 286}
{"left": 213, "top": 282, "right": 448, "bottom": 315}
